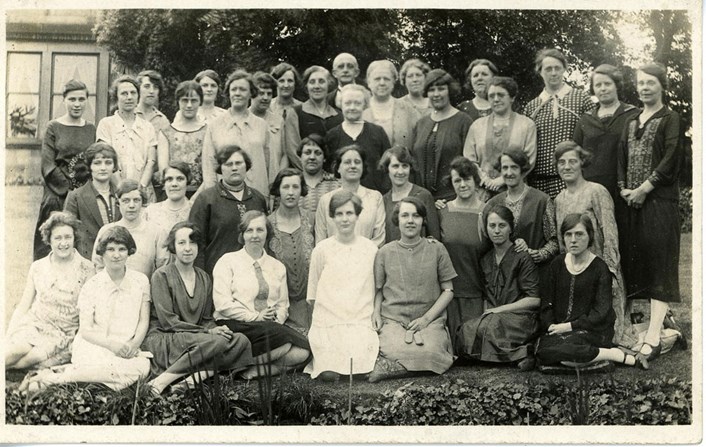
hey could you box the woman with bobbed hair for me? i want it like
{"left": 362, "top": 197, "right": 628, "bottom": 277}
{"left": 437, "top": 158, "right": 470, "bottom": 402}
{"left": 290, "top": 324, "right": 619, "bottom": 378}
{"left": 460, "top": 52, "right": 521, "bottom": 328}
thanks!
{"left": 190, "top": 145, "right": 268, "bottom": 275}
{"left": 482, "top": 149, "right": 558, "bottom": 274}
{"left": 554, "top": 141, "right": 628, "bottom": 346}
{"left": 296, "top": 134, "right": 340, "bottom": 224}
{"left": 369, "top": 196, "right": 457, "bottom": 382}
{"left": 213, "top": 211, "right": 311, "bottom": 379}
{"left": 458, "top": 59, "right": 499, "bottom": 122}
{"left": 306, "top": 190, "right": 380, "bottom": 381}
{"left": 22, "top": 226, "right": 152, "bottom": 391}
{"left": 411, "top": 69, "right": 473, "bottom": 201}
{"left": 142, "top": 222, "right": 254, "bottom": 394}
{"left": 457, "top": 205, "right": 540, "bottom": 370}
{"left": 362, "top": 59, "right": 421, "bottom": 150}
{"left": 270, "top": 62, "right": 303, "bottom": 118}
{"left": 202, "top": 69, "right": 270, "bottom": 197}
{"left": 399, "top": 58, "right": 432, "bottom": 115}
{"left": 97, "top": 74, "right": 158, "bottom": 203}
{"left": 292, "top": 66, "right": 344, "bottom": 140}
{"left": 536, "top": 214, "right": 647, "bottom": 370}
{"left": 315, "top": 144, "right": 386, "bottom": 247}
{"left": 33, "top": 79, "right": 96, "bottom": 260}
{"left": 268, "top": 168, "right": 315, "bottom": 334}
{"left": 617, "top": 62, "right": 685, "bottom": 362}
{"left": 379, "top": 145, "right": 439, "bottom": 242}
{"left": 157, "top": 81, "right": 207, "bottom": 199}
{"left": 523, "top": 48, "right": 594, "bottom": 199}
{"left": 573, "top": 64, "right": 639, "bottom": 204}
{"left": 143, "top": 161, "right": 193, "bottom": 232}
{"left": 7, "top": 212, "right": 95, "bottom": 372}
{"left": 194, "top": 69, "right": 227, "bottom": 122}
{"left": 464, "top": 76, "right": 537, "bottom": 200}
{"left": 438, "top": 157, "right": 491, "bottom": 345}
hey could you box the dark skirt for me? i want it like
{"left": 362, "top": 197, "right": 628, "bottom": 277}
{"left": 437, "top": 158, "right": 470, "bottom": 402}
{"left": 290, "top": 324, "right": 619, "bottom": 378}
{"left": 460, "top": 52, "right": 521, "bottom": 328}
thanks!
{"left": 142, "top": 330, "right": 254, "bottom": 377}
{"left": 457, "top": 311, "right": 539, "bottom": 362}
{"left": 619, "top": 196, "right": 681, "bottom": 302}
{"left": 216, "top": 320, "right": 310, "bottom": 357}
{"left": 535, "top": 329, "right": 610, "bottom": 365}
{"left": 33, "top": 187, "right": 65, "bottom": 260}
{"left": 446, "top": 297, "right": 483, "bottom": 352}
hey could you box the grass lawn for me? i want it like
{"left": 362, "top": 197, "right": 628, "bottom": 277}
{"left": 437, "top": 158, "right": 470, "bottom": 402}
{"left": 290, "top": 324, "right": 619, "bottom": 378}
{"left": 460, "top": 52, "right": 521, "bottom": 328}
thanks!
{"left": 4, "top": 185, "right": 695, "bottom": 398}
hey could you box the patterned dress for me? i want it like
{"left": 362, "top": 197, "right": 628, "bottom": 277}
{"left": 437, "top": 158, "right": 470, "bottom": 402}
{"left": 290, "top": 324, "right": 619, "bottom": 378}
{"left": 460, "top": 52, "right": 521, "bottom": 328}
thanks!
{"left": 523, "top": 85, "right": 594, "bottom": 198}
{"left": 162, "top": 124, "right": 207, "bottom": 195}
{"left": 268, "top": 211, "right": 316, "bottom": 334}
{"left": 554, "top": 181, "right": 628, "bottom": 346}
{"left": 617, "top": 107, "right": 683, "bottom": 303}
{"left": 6, "top": 251, "right": 95, "bottom": 367}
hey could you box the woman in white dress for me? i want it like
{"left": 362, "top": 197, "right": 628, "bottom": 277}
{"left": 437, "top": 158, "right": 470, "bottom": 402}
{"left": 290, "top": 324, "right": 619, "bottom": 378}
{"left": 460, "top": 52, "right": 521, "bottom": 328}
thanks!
{"left": 22, "top": 226, "right": 151, "bottom": 391}
{"left": 306, "top": 190, "right": 379, "bottom": 381}
{"left": 143, "top": 161, "right": 193, "bottom": 233}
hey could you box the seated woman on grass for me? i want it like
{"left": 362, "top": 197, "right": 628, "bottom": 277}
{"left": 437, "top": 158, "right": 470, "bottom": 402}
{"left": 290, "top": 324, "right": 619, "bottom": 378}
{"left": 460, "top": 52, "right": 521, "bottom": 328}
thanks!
{"left": 212, "top": 211, "right": 311, "bottom": 379}
{"left": 535, "top": 214, "right": 647, "bottom": 370}
{"left": 369, "top": 197, "right": 456, "bottom": 382}
{"left": 6, "top": 212, "right": 94, "bottom": 372}
{"left": 456, "top": 205, "right": 539, "bottom": 371}
{"left": 22, "top": 226, "right": 151, "bottom": 391}
{"left": 142, "top": 222, "right": 254, "bottom": 394}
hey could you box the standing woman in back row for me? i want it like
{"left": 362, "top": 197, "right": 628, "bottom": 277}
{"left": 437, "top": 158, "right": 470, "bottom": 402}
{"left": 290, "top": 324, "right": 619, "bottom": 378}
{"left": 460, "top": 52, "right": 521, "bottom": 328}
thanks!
{"left": 33, "top": 80, "right": 96, "bottom": 260}
{"left": 617, "top": 62, "right": 684, "bottom": 363}
{"left": 457, "top": 59, "right": 498, "bottom": 123}
{"left": 523, "top": 49, "right": 594, "bottom": 199}
{"left": 412, "top": 69, "right": 473, "bottom": 201}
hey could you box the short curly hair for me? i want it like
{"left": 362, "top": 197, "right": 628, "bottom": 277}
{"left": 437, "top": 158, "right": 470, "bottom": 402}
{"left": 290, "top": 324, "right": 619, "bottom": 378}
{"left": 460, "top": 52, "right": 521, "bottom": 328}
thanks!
{"left": 378, "top": 145, "right": 417, "bottom": 175}
{"left": 445, "top": 156, "right": 482, "bottom": 189}
{"left": 400, "top": 58, "right": 431, "bottom": 86}
{"left": 554, "top": 141, "right": 593, "bottom": 170}
{"left": 110, "top": 75, "right": 140, "bottom": 104}
{"left": 95, "top": 225, "right": 137, "bottom": 257}
{"left": 39, "top": 211, "right": 81, "bottom": 248}
{"left": 215, "top": 145, "right": 252, "bottom": 174}
{"left": 391, "top": 196, "right": 427, "bottom": 228}
{"left": 270, "top": 62, "right": 301, "bottom": 86}
{"left": 332, "top": 144, "right": 368, "bottom": 180}
{"left": 223, "top": 69, "right": 259, "bottom": 101}
{"left": 423, "top": 69, "right": 461, "bottom": 99}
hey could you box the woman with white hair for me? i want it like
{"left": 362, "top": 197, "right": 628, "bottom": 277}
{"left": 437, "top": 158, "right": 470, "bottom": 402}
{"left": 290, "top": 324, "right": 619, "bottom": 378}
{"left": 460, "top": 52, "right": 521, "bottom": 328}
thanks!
{"left": 363, "top": 60, "right": 421, "bottom": 150}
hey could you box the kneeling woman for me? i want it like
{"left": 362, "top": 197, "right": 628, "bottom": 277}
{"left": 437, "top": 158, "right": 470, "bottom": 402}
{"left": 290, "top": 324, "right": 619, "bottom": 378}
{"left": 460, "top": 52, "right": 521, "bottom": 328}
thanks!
{"left": 457, "top": 205, "right": 539, "bottom": 370}
{"left": 142, "top": 222, "right": 254, "bottom": 394}
{"left": 306, "top": 190, "right": 380, "bottom": 381}
{"left": 213, "top": 211, "right": 310, "bottom": 379}
{"left": 24, "top": 226, "right": 151, "bottom": 391}
{"left": 536, "top": 214, "right": 646, "bottom": 369}
{"left": 370, "top": 197, "right": 457, "bottom": 382}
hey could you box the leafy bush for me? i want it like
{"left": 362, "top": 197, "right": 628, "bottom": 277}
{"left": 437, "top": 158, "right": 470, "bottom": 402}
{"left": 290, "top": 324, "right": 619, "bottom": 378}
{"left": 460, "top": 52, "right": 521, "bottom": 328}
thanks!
{"left": 679, "top": 187, "right": 692, "bottom": 233}
{"left": 6, "top": 376, "right": 691, "bottom": 426}
{"left": 310, "top": 377, "right": 692, "bottom": 426}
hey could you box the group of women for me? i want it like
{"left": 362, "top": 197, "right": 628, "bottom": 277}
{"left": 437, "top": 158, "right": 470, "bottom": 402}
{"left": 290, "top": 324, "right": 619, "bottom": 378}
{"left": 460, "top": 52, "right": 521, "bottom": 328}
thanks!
{"left": 8, "top": 47, "right": 685, "bottom": 392}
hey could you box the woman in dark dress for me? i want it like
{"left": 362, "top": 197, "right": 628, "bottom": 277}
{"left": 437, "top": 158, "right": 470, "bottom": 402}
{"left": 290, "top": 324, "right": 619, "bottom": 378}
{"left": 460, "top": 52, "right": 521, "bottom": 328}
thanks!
{"left": 573, "top": 64, "right": 639, "bottom": 204}
{"left": 292, "top": 66, "right": 344, "bottom": 140}
{"left": 438, "top": 157, "right": 491, "bottom": 347}
{"left": 457, "top": 59, "right": 498, "bottom": 123}
{"left": 457, "top": 205, "right": 539, "bottom": 370}
{"left": 212, "top": 211, "right": 310, "bottom": 379}
{"left": 34, "top": 80, "right": 96, "bottom": 260}
{"left": 412, "top": 69, "right": 473, "bottom": 201}
{"left": 617, "top": 62, "right": 684, "bottom": 363}
{"left": 143, "top": 222, "right": 254, "bottom": 394}
{"left": 325, "top": 84, "right": 391, "bottom": 193}
{"left": 536, "top": 214, "right": 647, "bottom": 369}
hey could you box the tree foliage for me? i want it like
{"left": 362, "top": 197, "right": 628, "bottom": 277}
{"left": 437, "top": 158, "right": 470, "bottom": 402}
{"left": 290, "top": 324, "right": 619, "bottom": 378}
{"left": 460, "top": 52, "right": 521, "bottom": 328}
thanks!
{"left": 93, "top": 8, "right": 692, "bottom": 127}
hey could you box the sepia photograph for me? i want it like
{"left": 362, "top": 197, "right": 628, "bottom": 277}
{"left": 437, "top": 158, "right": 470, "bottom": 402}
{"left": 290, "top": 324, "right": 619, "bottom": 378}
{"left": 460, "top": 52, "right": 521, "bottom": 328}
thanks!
{"left": 1, "top": 0, "right": 701, "bottom": 443}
